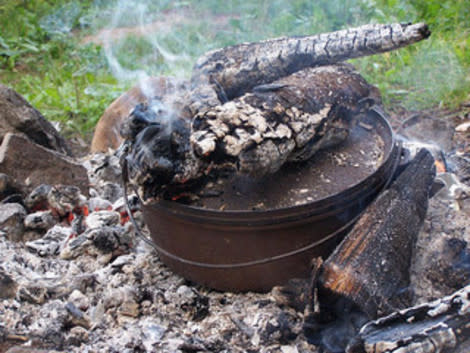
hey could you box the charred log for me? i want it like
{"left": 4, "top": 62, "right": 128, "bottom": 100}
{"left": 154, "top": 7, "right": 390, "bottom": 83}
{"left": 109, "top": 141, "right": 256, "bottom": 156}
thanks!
{"left": 188, "top": 23, "right": 430, "bottom": 113}
{"left": 346, "top": 284, "right": 470, "bottom": 353}
{"left": 191, "top": 64, "right": 378, "bottom": 177}
{"left": 123, "top": 65, "right": 378, "bottom": 200}
{"left": 303, "top": 149, "right": 436, "bottom": 351}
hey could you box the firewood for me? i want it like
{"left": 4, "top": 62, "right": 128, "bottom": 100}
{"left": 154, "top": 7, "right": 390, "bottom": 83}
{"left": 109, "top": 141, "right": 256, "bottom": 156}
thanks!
{"left": 187, "top": 23, "right": 430, "bottom": 113}
{"left": 190, "top": 64, "right": 377, "bottom": 177}
{"left": 301, "top": 149, "right": 436, "bottom": 351}
{"left": 123, "top": 64, "right": 377, "bottom": 200}
{"left": 310, "top": 149, "right": 436, "bottom": 320}
{"left": 346, "top": 284, "right": 470, "bottom": 353}
{"left": 122, "top": 23, "right": 431, "bottom": 201}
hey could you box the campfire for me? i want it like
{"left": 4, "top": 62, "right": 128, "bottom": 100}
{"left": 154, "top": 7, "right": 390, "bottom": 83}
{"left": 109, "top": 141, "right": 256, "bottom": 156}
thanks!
{"left": 1, "top": 22, "right": 469, "bottom": 353}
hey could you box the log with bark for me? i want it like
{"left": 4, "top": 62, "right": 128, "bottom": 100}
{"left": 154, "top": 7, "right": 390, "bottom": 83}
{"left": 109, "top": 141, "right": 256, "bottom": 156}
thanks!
{"left": 121, "top": 23, "right": 431, "bottom": 202}
{"left": 346, "top": 284, "right": 470, "bottom": 353}
{"left": 187, "top": 22, "right": 431, "bottom": 114}
{"left": 302, "top": 149, "right": 436, "bottom": 351}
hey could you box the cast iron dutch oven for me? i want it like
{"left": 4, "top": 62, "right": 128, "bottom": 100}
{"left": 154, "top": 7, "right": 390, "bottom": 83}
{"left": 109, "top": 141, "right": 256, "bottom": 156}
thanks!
{"left": 128, "top": 107, "right": 401, "bottom": 292}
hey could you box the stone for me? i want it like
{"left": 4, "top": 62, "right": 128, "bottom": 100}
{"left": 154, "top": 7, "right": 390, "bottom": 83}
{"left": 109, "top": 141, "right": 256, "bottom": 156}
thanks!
{"left": 24, "top": 211, "right": 56, "bottom": 231}
{"left": 0, "top": 84, "right": 70, "bottom": 155}
{"left": 0, "top": 270, "right": 18, "bottom": 299}
{"left": 0, "top": 203, "right": 26, "bottom": 241}
{"left": 0, "top": 134, "right": 89, "bottom": 195}
{"left": 66, "top": 326, "right": 89, "bottom": 347}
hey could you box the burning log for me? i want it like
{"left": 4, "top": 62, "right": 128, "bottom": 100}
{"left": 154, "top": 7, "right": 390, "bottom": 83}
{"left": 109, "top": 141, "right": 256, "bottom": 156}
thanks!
{"left": 346, "top": 284, "right": 470, "bottom": 353}
{"left": 191, "top": 64, "right": 378, "bottom": 177}
{"left": 123, "top": 64, "right": 377, "bottom": 199}
{"left": 188, "top": 23, "right": 430, "bottom": 112}
{"left": 303, "top": 149, "right": 436, "bottom": 350}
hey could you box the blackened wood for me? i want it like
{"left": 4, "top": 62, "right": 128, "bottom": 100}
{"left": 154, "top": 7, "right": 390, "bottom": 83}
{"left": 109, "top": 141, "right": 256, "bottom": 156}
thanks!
{"left": 191, "top": 23, "right": 430, "bottom": 104}
{"left": 315, "top": 149, "right": 436, "bottom": 319}
{"left": 346, "top": 284, "right": 470, "bottom": 353}
{"left": 124, "top": 65, "right": 378, "bottom": 200}
{"left": 190, "top": 64, "right": 378, "bottom": 177}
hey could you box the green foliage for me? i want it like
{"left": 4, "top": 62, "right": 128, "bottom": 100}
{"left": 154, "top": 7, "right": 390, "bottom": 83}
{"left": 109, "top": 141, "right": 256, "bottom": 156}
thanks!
{"left": 0, "top": 0, "right": 469, "bottom": 138}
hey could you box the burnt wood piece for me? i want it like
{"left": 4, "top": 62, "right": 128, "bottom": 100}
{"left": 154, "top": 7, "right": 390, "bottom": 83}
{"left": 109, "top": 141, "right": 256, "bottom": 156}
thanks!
{"left": 188, "top": 23, "right": 430, "bottom": 113}
{"left": 124, "top": 65, "right": 377, "bottom": 200}
{"left": 346, "top": 284, "right": 470, "bottom": 353}
{"left": 191, "top": 64, "right": 378, "bottom": 177}
{"left": 309, "top": 149, "right": 436, "bottom": 322}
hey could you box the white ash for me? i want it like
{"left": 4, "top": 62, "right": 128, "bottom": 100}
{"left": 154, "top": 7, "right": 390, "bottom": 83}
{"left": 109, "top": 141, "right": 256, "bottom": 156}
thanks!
{"left": 1, "top": 143, "right": 469, "bottom": 352}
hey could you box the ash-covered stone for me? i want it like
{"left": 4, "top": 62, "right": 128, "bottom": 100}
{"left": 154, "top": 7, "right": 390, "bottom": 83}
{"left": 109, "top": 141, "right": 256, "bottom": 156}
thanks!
{"left": 67, "top": 289, "right": 90, "bottom": 311}
{"left": 0, "top": 203, "right": 26, "bottom": 241}
{"left": 24, "top": 210, "right": 56, "bottom": 231}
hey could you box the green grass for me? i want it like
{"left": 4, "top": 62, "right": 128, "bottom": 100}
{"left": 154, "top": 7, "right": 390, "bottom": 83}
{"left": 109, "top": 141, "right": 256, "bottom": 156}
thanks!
{"left": 0, "top": 0, "right": 469, "bottom": 138}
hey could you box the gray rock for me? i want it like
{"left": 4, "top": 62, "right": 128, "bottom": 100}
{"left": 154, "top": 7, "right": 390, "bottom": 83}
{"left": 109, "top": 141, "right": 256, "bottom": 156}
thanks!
{"left": 0, "top": 203, "right": 26, "bottom": 241}
{"left": 0, "top": 134, "right": 89, "bottom": 195}
{"left": 24, "top": 210, "right": 56, "bottom": 231}
{"left": 0, "top": 84, "right": 70, "bottom": 155}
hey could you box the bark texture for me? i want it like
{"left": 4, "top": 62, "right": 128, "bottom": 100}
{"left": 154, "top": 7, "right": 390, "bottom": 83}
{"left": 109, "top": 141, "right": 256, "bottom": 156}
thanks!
{"left": 188, "top": 23, "right": 430, "bottom": 111}
{"left": 124, "top": 64, "right": 378, "bottom": 199}
{"left": 313, "top": 149, "right": 436, "bottom": 320}
{"left": 121, "top": 23, "right": 431, "bottom": 201}
{"left": 347, "top": 285, "right": 470, "bottom": 353}
{"left": 190, "top": 64, "right": 377, "bottom": 177}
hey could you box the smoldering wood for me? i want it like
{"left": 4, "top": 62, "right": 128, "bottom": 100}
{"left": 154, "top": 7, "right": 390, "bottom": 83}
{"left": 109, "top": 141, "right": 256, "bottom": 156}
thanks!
{"left": 188, "top": 23, "right": 430, "bottom": 113}
{"left": 309, "top": 149, "right": 436, "bottom": 322}
{"left": 346, "top": 284, "right": 470, "bottom": 353}
{"left": 123, "top": 64, "right": 377, "bottom": 200}
{"left": 191, "top": 64, "right": 378, "bottom": 177}
{"left": 122, "top": 22, "right": 431, "bottom": 201}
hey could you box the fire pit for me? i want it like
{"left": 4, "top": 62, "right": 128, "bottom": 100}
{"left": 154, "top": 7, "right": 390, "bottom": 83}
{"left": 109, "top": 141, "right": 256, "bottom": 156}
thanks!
{"left": 140, "top": 107, "right": 400, "bottom": 291}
